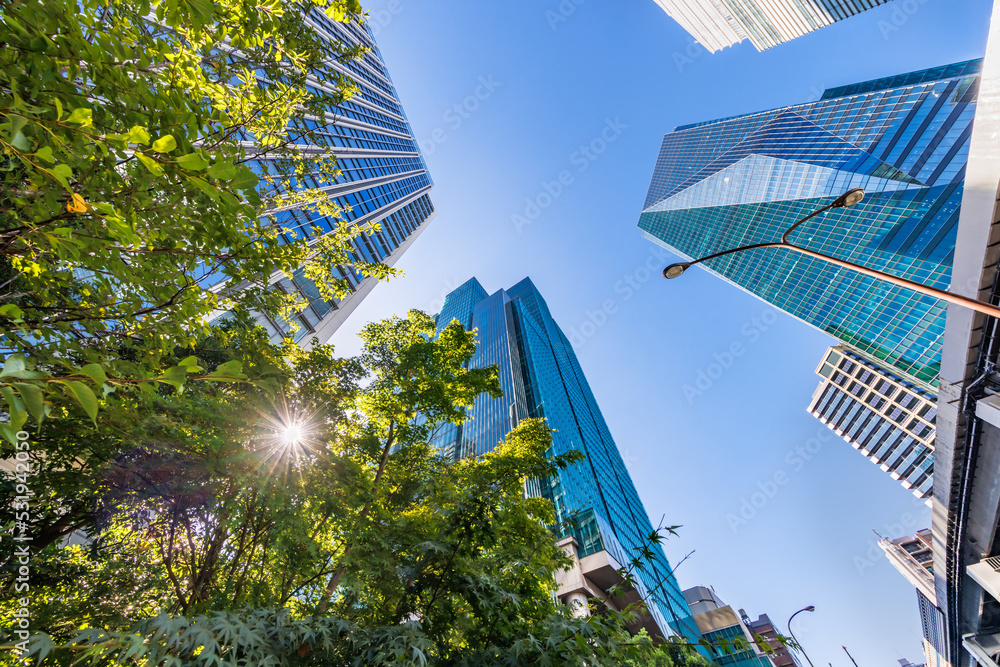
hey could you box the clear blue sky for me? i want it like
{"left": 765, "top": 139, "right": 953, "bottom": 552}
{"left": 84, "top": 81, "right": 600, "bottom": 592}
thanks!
{"left": 330, "top": 1, "right": 993, "bottom": 663}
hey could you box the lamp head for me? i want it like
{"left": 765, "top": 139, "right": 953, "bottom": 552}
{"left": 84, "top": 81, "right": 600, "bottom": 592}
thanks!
{"left": 832, "top": 188, "right": 865, "bottom": 209}
{"left": 663, "top": 263, "right": 691, "bottom": 280}
{"left": 805, "top": 605, "right": 816, "bottom": 612}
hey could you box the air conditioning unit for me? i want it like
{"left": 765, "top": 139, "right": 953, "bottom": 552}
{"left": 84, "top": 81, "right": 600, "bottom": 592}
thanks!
{"left": 968, "top": 557, "right": 1000, "bottom": 603}
{"left": 964, "top": 632, "right": 1000, "bottom": 667}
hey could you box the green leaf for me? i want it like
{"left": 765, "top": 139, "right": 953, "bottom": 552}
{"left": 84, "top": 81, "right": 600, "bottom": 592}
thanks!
{"left": 1, "top": 354, "right": 27, "bottom": 377}
{"left": 152, "top": 134, "right": 177, "bottom": 153}
{"left": 156, "top": 365, "right": 189, "bottom": 391}
{"left": 46, "top": 163, "right": 73, "bottom": 189}
{"left": 0, "top": 304, "right": 24, "bottom": 319}
{"left": 177, "top": 356, "right": 204, "bottom": 372}
{"left": 11, "top": 131, "right": 30, "bottom": 151}
{"left": 136, "top": 153, "right": 163, "bottom": 175}
{"left": 78, "top": 364, "right": 108, "bottom": 385}
{"left": 229, "top": 167, "right": 259, "bottom": 190}
{"left": 9, "top": 114, "right": 27, "bottom": 138}
{"left": 207, "top": 360, "right": 247, "bottom": 381}
{"left": 207, "top": 161, "right": 238, "bottom": 180}
{"left": 127, "top": 126, "right": 151, "bottom": 145}
{"left": 32, "top": 145, "right": 55, "bottom": 163}
{"left": 65, "top": 107, "right": 93, "bottom": 126}
{"left": 0, "top": 423, "right": 17, "bottom": 446}
{"left": 186, "top": 174, "right": 221, "bottom": 201}
{"left": 13, "top": 383, "right": 44, "bottom": 424}
{"left": 58, "top": 380, "right": 99, "bottom": 423}
{"left": 176, "top": 152, "right": 210, "bottom": 171}
{"left": 0, "top": 385, "right": 27, "bottom": 431}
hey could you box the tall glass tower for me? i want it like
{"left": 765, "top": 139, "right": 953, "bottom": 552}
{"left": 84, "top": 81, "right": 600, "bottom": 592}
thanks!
{"left": 638, "top": 60, "right": 982, "bottom": 388}
{"left": 654, "top": 0, "right": 896, "bottom": 52}
{"left": 433, "top": 277, "right": 700, "bottom": 642}
{"left": 247, "top": 13, "right": 435, "bottom": 345}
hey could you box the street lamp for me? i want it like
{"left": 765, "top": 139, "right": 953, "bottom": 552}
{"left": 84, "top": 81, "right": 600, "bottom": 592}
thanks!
{"left": 787, "top": 606, "right": 816, "bottom": 667}
{"left": 663, "top": 188, "right": 1000, "bottom": 320}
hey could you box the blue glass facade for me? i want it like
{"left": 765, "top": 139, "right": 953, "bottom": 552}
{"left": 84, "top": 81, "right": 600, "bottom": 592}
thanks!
{"left": 434, "top": 278, "right": 700, "bottom": 641}
{"left": 244, "top": 14, "right": 436, "bottom": 344}
{"left": 699, "top": 625, "right": 773, "bottom": 667}
{"left": 639, "top": 60, "right": 982, "bottom": 387}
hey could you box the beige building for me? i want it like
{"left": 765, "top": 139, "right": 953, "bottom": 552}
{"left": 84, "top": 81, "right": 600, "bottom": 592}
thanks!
{"left": 809, "top": 345, "right": 936, "bottom": 499}
{"left": 652, "top": 0, "right": 895, "bottom": 52}
{"left": 682, "top": 585, "right": 778, "bottom": 667}
{"left": 879, "top": 530, "right": 946, "bottom": 667}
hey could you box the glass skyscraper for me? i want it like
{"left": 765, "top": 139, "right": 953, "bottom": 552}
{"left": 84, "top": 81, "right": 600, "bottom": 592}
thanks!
{"left": 654, "top": 0, "right": 895, "bottom": 52}
{"left": 433, "top": 277, "right": 700, "bottom": 642}
{"left": 809, "top": 346, "right": 936, "bottom": 499}
{"left": 638, "top": 60, "right": 981, "bottom": 388}
{"left": 246, "top": 13, "right": 435, "bottom": 345}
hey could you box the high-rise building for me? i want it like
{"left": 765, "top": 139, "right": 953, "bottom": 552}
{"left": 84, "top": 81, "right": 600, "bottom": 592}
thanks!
{"left": 248, "top": 13, "right": 436, "bottom": 344}
{"left": 682, "top": 586, "right": 779, "bottom": 667}
{"left": 879, "top": 530, "right": 947, "bottom": 667}
{"left": 653, "top": 0, "right": 895, "bottom": 52}
{"left": 746, "top": 613, "right": 801, "bottom": 667}
{"left": 809, "top": 346, "right": 936, "bottom": 499}
{"left": 433, "top": 277, "right": 700, "bottom": 642}
{"left": 638, "top": 60, "right": 981, "bottom": 388}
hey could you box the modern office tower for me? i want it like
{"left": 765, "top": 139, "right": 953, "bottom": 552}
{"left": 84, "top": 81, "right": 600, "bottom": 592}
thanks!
{"left": 809, "top": 345, "right": 936, "bottom": 499}
{"left": 653, "top": 0, "right": 894, "bottom": 52}
{"left": 638, "top": 60, "right": 981, "bottom": 388}
{"left": 249, "top": 13, "right": 435, "bottom": 344}
{"left": 879, "top": 530, "right": 947, "bottom": 667}
{"left": 682, "top": 586, "right": 777, "bottom": 667}
{"left": 433, "top": 277, "right": 700, "bottom": 643}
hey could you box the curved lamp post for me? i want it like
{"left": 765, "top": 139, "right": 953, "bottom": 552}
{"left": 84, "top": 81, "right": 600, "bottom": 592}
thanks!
{"left": 663, "top": 188, "right": 1000, "bottom": 320}
{"left": 787, "top": 606, "right": 816, "bottom": 667}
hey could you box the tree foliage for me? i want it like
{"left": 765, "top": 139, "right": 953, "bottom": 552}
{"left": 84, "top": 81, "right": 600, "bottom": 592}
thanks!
{"left": 0, "top": 0, "right": 396, "bottom": 437}
{"left": 2, "top": 311, "right": 799, "bottom": 664}
{"left": 1, "top": 313, "right": 661, "bottom": 665}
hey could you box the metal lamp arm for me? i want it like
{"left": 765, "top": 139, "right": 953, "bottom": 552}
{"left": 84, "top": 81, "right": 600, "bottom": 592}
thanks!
{"left": 682, "top": 202, "right": 837, "bottom": 270}
{"left": 781, "top": 202, "right": 838, "bottom": 244}
{"left": 682, "top": 241, "right": 785, "bottom": 270}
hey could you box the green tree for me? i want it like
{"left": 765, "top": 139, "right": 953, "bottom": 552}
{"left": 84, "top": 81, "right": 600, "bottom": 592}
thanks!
{"left": 4, "top": 312, "right": 796, "bottom": 664}
{"left": 0, "top": 0, "right": 394, "bottom": 437}
{"left": 3, "top": 313, "right": 656, "bottom": 665}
